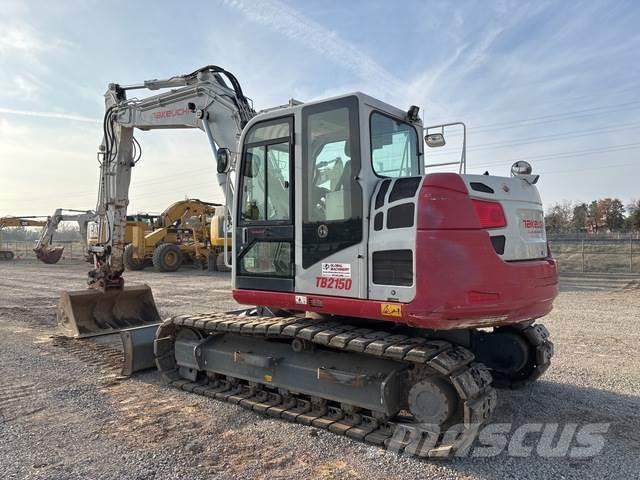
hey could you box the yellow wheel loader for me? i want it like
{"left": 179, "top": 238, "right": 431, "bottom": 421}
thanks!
{"left": 88, "top": 213, "right": 159, "bottom": 249}
{"left": 123, "top": 199, "right": 230, "bottom": 273}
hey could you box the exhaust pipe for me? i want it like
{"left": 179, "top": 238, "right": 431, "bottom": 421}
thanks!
{"left": 57, "top": 284, "right": 161, "bottom": 338}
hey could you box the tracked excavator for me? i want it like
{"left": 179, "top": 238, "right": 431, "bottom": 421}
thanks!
{"left": 0, "top": 216, "right": 48, "bottom": 260}
{"left": 34, "top": 209, "right": 98, "bottom": 264}
{"left": 123, "top": 198, "right": 229, "bottom": 272}
{"left": 57, "top": 66, "right": 558, "bottom": 457}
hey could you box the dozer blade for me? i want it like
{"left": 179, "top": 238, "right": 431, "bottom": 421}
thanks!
{"left": 35, "top": 246, "right": 64, "bottom": 264}
{"left": 57, "top": 285, "right": 161, "bottom": 338}
{"left": 120, "top": 324, "right": 160, "bottom": 376}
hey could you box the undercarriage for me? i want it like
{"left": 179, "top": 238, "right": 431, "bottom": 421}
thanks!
{"left": 153, "top": 313, "right": 553, "bottom": 457}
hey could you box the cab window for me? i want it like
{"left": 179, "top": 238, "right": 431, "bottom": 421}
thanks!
{"left": 370, "top": 112, "right": 420, "bottom": 178}
{"left": 240, "top": 119, "right": 291, "bottom": 223}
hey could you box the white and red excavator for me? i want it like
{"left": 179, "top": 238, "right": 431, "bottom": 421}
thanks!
{"left": 57, "top": 66, "right": 558, "bottom": 457}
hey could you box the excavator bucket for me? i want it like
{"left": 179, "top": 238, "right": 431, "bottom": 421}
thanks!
{"left": 35, "top": 246, "right": 64, "bottom": 264}
{"left": 57, "top": 285, "right": 161, "bottom": 338}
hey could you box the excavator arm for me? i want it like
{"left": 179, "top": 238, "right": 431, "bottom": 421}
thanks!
{"left": 91, "top": 65, "right": 254, "bottom": 289}
{"left": 34, "top": 209, "right": 98, "bottom": 264}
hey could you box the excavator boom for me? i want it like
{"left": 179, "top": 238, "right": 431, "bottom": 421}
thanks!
{"left": 58, "top": 66, "right": 253, "bottom": 337}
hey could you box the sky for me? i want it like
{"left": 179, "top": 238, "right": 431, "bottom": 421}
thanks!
{"left": 0, "top": 0, "right": 639, "bottom": 217}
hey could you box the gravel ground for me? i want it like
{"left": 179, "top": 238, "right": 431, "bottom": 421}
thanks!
{"left": 0, "top": 260, "right": 639, "bottom": 479}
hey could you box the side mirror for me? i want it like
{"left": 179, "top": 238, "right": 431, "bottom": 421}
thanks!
{"left": 425, "top": 133, "right": 446, "bottom": 148}
{"left": 216, "top": 148, "right": 231, "bottom": 174}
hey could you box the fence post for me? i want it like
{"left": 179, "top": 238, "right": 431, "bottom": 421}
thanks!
{"left": 581, "top": 239, "right": 585, "bottom": 273}
{"left": 631, "top": 238, "right": 634, "bottom": 273}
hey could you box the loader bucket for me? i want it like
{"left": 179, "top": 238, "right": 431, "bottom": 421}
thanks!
{"left": 57, "top": 285, "right": 161, "bottom": 338}
{"left": 35, "top": 246, "right": 64, "bottom": 264}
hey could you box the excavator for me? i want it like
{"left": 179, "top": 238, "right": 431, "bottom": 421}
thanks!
{"left": 34, "top": 208, "right": 98, "bottom": 264}
{"left": 57, "top": 66, "right": 558, "bottom": 457}
{"left": 123, "top": 198, "right": 229, "bottom": 272}
{"left": 1, "top": 210, "right": 96, "bottom": 263}
{"left": 0, "top": 216, "right": 48, "bottom": 260}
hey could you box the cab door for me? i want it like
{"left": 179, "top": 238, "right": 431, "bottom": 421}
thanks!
{"left": 235, "top": 116, "right": 295, "bottom": 292}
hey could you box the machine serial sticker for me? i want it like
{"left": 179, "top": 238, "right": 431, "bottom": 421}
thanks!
{"left": 295, "top": 295, "right": 308, "bottom": 305}
{"left": 321, "top": 262, "right": 351, "bottom": 278}
{"left": 381, "top": 303, "right": 402, "bottom": 317}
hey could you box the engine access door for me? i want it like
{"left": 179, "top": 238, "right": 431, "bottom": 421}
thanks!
{"left": 235, "top": 116, "right": 295, "bottom": 292}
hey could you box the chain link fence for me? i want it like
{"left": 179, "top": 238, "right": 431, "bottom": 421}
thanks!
{"left": 0, "top": 240, "right": 87, "bottom": 260}
{"left": 549, "top": 237, "right": 640, "bottom": 273}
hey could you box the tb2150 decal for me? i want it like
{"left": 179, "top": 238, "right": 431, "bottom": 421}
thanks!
{"left": 315, "top": 277, "right": 353, "bottom": 290}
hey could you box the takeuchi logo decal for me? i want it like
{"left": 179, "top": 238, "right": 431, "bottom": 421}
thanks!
{"left": 522, "top": 219, "right": 544, "bottom": 230}
{"left": 153, "top": 108, "right": 191, "bottom": 119}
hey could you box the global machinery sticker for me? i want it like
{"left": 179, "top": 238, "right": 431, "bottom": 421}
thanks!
{"left": 316, "top": 262, "right": 352, "bottom": 290}
{"left": 321, "top": 262, "right": 351, "bottom": 278}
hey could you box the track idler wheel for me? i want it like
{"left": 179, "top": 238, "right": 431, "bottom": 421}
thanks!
{"left": 473, "top": 324, "right": 553, "bottom": 389}
{"left": 408, "top": 377, "right": 461, "bottom": 427}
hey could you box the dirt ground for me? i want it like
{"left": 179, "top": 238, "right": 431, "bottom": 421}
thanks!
{"left": 0, "top": 260, "right": 639, "bottom": 480}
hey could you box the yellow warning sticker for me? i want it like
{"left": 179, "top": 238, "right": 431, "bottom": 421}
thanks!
{"left": 264, "top": 374, "right": 273, "bottom": 382}
{"left": 381, "top": 303, "right": 402, "bottom": 317}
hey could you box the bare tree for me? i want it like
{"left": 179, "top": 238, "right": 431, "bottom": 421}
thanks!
{"left": 545, "top": 202, "right": 573, "bottom": 233}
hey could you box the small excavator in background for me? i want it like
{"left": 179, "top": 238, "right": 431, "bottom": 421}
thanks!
{"left": 34, "top": 209, "right": 98, "bottom": 264}
{"left": 123, "top": 198, "right": 230, "bottom": 272}
{"left": 57, "top": 65, "right": 558, "bottom": 457}
{"left": 0, "top": 216, "right": 48, "bottom": 260}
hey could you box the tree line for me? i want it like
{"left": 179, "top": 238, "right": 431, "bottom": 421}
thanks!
{"left": 0, "top": 224, "right": 82, "bottom": 242}
{"left": 545, "top": 199, "right": 640, "bottom": 234}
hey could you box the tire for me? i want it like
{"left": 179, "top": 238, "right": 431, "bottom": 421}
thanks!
{"left": 123, "top": 244, "right": 145, "bottom": 271}
{"left": 152, "top": 243, "right": 183, "bottom": 272}
{"left": 0, "top": 251, "right": 14, "bottom": 260}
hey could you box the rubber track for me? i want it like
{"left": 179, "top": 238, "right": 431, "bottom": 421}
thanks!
{"left": 520, "top": 323, "right": 554, "bottom": 384}
{"left": 492, "top": 324, "right": 554, "bottom": 389}
{"left": 154, "top": 313, "right": 498, "bottom": 458}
